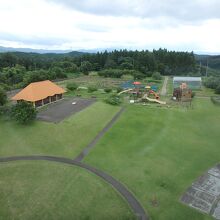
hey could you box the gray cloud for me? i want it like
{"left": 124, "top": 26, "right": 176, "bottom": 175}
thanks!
{"left": 48, "top": 0, "right": 220, "bottom": 22}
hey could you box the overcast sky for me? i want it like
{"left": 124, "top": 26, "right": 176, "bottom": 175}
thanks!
{"left": 0, "top": 0, "right": 220, "bottom": 53}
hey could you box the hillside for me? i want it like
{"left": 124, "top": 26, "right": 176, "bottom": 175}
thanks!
{"left": 195, "top": 54, "right": 220, "bottom": 70}
{"left": 0, "top": 46, "right": 72, "bottom": 54}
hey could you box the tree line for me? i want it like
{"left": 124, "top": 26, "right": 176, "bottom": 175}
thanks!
{"left": 0, "top": 48, "right": 197, "bottom": 90}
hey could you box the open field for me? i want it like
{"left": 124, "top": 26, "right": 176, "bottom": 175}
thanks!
{"left": 195, "top": 86, "right": 215, "bottom": 97}
{"left": 57, "top": 75, "right": 126, "bottom": 89}
{"left": 85, "top": 98, "right": 220, "bottom": 220}
{"left": 65, "top": 88, "right": 113, "bottom": 101}
{"left": 0, "top": 102, "right": 120, "bottom": 158}
{"left": 1, "top": 75, "right": 220, "bottom": 220}
{"left": 0, "top": 161, "right": 133, "bottom": 220}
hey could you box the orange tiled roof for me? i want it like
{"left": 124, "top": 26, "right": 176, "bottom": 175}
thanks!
{"left": 12, "top": 80, "right": 66, "bottom": 102}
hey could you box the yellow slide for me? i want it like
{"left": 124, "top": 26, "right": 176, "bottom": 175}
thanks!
{"left": 142, "top": 94, "right": 166, "bottom": 105}
{"left": 118, "top": 89, "right": 133, "bottom": 95}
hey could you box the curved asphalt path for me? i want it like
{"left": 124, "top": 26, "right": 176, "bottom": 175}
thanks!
{"left": 74, "top": 107, "right": 125, "bottom": 162}
{"left": 0, "top": 155, "right": 148, "bottom": 220}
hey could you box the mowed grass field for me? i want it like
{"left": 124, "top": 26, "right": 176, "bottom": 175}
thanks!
{"left": 85, "top": 98, "right": 220, "bottom": 220}
{"left": 0, "top": 102, "right": 120, "bottom": 158}
{"left": 0, "top": 161, "right": 134, "bottom": 220}
{"left": 1, "top": 81, "right": 219, "bottom": 220}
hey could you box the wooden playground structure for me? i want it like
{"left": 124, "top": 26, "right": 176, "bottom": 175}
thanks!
{"left": 173, "top": 83, "right": 193, "bottom": 102}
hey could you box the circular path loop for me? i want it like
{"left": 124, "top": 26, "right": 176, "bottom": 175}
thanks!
{"left": 0, "top": 155, "right": 148, "bottom": 220}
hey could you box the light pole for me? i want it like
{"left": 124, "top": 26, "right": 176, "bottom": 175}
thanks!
{"left": 206, "top": 59, "right": 208, "bottom": 77}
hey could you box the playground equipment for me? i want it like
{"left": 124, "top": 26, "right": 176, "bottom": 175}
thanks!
{"left": 142, "top": 94, "right": 166, "bottom": 105}
{"left": 118, "top": 88, "right": 133, "bottom": 95}
{"left": 173, "top": 83, "right": 192, "bottom": 102}
{"left": 149, "top": 90, "right": 160, "bottom": 100}
{"left": 133, "top": 81, "right": 141, "bottom": 86}
{"left": 151, "top": 85, "right": 158, "bottom": 92}
{"left": 118, "top": 81, "right": 166, "bottom": 105}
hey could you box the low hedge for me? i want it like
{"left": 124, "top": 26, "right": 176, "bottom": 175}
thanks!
{"left": 88, "top": 86, "right": 98, "bottom": 93}
{"left": 105, "top": 94, "right": 122, "bottom": 105}
{"left": 211, "top": 96, "right": 220, "bottom": 105}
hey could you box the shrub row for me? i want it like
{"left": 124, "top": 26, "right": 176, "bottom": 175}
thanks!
{"left": 211, "top": 96, "right": 220, "bottom": 105}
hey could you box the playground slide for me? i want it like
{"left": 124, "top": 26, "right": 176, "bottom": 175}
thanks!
{"left": 145, "top": 97, "right": 166, "bottom": 104}
{"left": 149, "top": 90, "right": 160, "bottom": 99}
{"left": 142, "top": 94, "right": 166, "bottom": 104}
{"left": 118, "top": 89, "right": 133, "bottom": 95}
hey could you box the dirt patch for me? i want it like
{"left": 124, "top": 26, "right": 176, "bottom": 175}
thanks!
{"left": 37, "top": 98, "right": 96, "bottom": 123}
{"left": 181, "top": 164, "right": 220, "bottom": 219}
{"left": 160, "top": 76, "right": 168, "bottom": 96}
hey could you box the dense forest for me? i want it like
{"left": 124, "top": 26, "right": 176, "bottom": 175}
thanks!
{"left": 0, "top": 48, "right": 200, "bottom": 90}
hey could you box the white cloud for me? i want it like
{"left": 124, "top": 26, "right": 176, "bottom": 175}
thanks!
{"left": 0, "top": 0, "right": 220, "bottom": 53}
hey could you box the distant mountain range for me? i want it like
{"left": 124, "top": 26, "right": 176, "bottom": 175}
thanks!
{"left": 0, "top": 46, "right": 76, "bottom": 54}
{"left": 195, "top": 54, "right": 220, "bottom": 70}
{"left": 0, "top": 46, "right": 119, "bottom": 54}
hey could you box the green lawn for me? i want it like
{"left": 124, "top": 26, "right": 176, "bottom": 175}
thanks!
{"left": 1, "top": 78, "right": 220, "bottom": 219}
{"left": 0, "top": 161, "right": 133, "bottom": 220}
{"left": 195, "top": 86, "right": 215, "bottom": 97}
{"left": 0, "top": 102, "right": 120, "bottom": 158}
{"left": 85, "top": 98, "right": 220, "bottom": 220}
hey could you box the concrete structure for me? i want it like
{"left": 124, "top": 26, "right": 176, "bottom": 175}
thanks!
{"left": 12, "top": 80, "right": 66, "bottom": 107}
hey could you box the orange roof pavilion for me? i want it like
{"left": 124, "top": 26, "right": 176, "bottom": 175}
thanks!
{"left": 12, "top": 80, "right": 66, "bottom": 102}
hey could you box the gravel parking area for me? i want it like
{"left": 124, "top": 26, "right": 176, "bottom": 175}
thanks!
{"left": 37, "top": 98, "right": 96, "bottom": 123}
{"left": 181, "top": 164, "right": 220, "bottom": 219}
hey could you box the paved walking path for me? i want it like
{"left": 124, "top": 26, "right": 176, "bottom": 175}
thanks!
{"left": 160, "top": 76, "right": 168, "bottom": 96}
{"left": 0, "top": 155, "right": 148, "bottom": 220}
{"left": 74, "top": 107, "right": 125, "bottom": 162}
{"left": 0, "top": 107, "right": 149, "bottom": 219}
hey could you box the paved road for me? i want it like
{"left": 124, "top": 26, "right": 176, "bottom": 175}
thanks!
{"left": 74, "top": 107, "right": 125, "bottom": 162}
{"left": 160, "top": 76, "right": 168, "bottom": 96}
{"left": 0, "top": 155, "right": 148, "bottom": 220}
